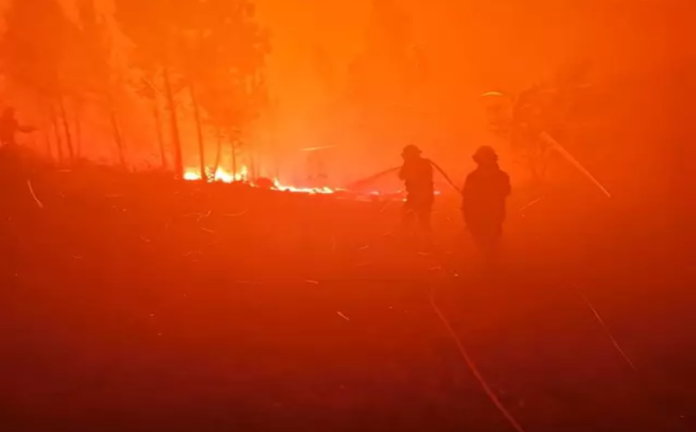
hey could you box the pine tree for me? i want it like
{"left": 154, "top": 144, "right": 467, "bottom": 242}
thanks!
{"left": 73, "top": 0, "right": 127, "bottom": 167}
{"left": 115, "top": 0, "right": 270, "bottom": 179}
{"left": 194, "top": 0, "right": 270, "bottom": 179}
{"left": 114, "top": 0, "right": 191, "bottom": 177}
{"left": 0, "top": 0, "right": 76, "bottom": 163}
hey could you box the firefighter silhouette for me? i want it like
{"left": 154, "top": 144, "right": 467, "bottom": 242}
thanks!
{"left": 399, "top": 144, "right": 435, "bottom": 234}
{"left": 0, "top": 107, "right": 35, "bottom": 147}
{"left": 462, "top": 146, "right": 511, "bottom": 254}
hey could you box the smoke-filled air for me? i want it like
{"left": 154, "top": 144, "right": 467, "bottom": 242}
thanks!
{"left": 1, "top": 0, "right": 693, "bottom": 431}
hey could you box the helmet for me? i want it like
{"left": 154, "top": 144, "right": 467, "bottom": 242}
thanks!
{"left": 472, "top": 145, "right": 498, "bottom": 164}
{"left": 401, "top": 144, "right": 421, "bottom": 158}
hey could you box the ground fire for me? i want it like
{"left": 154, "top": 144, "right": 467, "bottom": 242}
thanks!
{"left": 181, "top": 165, "right": 425, "bottom": 200}
{"left": 182, "top": 165, "right": 336, "bottom": 194}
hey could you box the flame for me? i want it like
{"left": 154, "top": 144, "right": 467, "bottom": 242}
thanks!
{"left": 183, "top": 166, "right": 335, "bottom": 194}
{"left": 183, "top": 167, "right": 442, "bottom": 198}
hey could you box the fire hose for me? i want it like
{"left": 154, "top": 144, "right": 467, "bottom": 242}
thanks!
{"left": 429, "top": 160, "right": 463, "bottom": 195}
{"left": 344, "top": 160, "right": 463, "bottom": 196}
{"left": 344, "top": 134, "right": 610, "bottom": 202}
{"left": 538, "top": 131, "right": 611, "bottom": 198}
{"left": 344, "top": 166, "right": 401, "bottom": 191}
{"left": 480, "top": 90, "right": 611, "bottom": 199}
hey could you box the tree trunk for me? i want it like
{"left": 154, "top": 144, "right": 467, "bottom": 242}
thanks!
{"left": 58, "top": 96, "right": 75, "bottom": 163}
{"left": 73, "top": 100, "right": 82, "bottom": 159}
{"left": 106, "top": 94, "right": 126, "bottom": 168}
{"left": 250, "top": 151, "right": 257, "bottom": 181}
{"left": 49, "top": 103, "right": 64, "bottom": 163}
{"left": 270, "top": 98, "right": 280, "bottom": 181}
{"left": 41, "top": 109, "right": 53, "bottom": 162}
{"left": 44, "top": 125, "right": 53, "bottom": 161}
{"left": 53, "top": 121, "right": 64, "bottom": 163}
{"left": 189, "top": 82, "right": 206, "bottom": 180}
{"left": 163, "top": 67, "right": 183, "bottom": 178}
{"left": 528, "top": 143, "right": 548, "bottom": 193}
{"left": 152, "top": 101, "right": 167, "bottom": 169}
{"left": 232, "top": 140, "right": 237, "bottom": 181}
{"left": 213, "top": 125, "right": 222, "bottom": 177}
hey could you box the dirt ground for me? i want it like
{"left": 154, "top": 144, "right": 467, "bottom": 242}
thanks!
{"left": 0, "top": 168, "right": 693, "bottom": 432}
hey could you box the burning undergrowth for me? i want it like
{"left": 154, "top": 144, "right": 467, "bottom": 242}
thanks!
{"left": 181, "top": 165, "right": 419, "bottom": 202}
